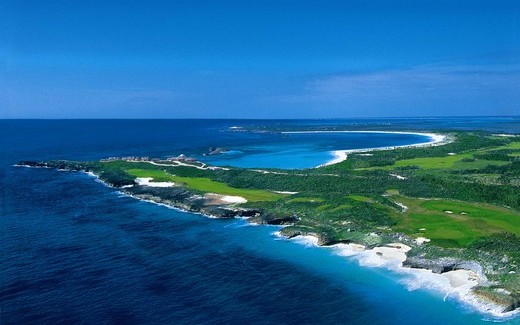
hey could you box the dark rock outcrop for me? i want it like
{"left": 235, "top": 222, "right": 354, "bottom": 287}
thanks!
{"left": 403, "top": 256, "right": 483, "bottom": 275}
{"left": 203, "top": 147, "right": 228, "bottom": 156}
{"left": 249, "top": 214, "right": 299, "bottom": 225}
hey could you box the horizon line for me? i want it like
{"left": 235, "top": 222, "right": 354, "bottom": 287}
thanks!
{"left": 1, "top": 115, "right": 519, "bottom": 121}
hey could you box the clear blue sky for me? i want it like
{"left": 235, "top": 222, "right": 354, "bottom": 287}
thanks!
{"left": 1, "top": 0, "right": 519, "bottom": 118}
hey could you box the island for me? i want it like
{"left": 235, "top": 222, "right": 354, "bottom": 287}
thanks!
{"left": 18, "top": 130, "right": 520, "bottom": 316}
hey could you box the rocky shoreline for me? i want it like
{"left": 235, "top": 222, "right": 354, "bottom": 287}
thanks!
{"left": 16, "top": 160, "right": 520, "bottom": 316}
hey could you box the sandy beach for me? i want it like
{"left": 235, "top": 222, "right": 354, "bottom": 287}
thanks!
{"left": 280, "top": 233, "right": 518, "bottom": 319}
{"left": 280, "top": 131, "right": 450, "bottom": 167}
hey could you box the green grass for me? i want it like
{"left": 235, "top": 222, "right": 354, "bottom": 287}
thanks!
{"left": 316, "top": 204, "right": 333, "bottom": 211}
{"left": 331, "top": 204, "right": 353, "bottom": 211}
{"left": 287, "top": 197, "right": 325, "bottom": 203}
{"left": 390, "top": 196, "right": 520, "bottom": 247}
{"left": 126, "top": 168, "right": 175, "bottom": 181}
{"left": 494, "top": 141, "right": 520, "bottom": 150}
{"left": 452, "top": 159, "right": 510, "bottom": 169}
{"left": 126, "top": 168, "right": 283, "bottom": 202}
{"left": 390, "top": 155, "right": 507, "bottom": 170}
{"left": 347, "top": 195, "right": 374, "bottom": 203}
{"left": 354, "top": 138, "right": 520, "bottom": 172}
{"left": 393, "top": 155, "right": 469, "bottom": 169}
{"left": 359, "top": 151, "right": 510, "bottom": 171}
{"left": 497, "top": 141, "right": 520, "bottom": 157}
{"left": 169, "top": 176, "right": 283, "bottom": 202}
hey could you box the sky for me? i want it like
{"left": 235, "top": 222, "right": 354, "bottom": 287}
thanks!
{"left": 1, "top": 0, "right": 519, "bottom": 118}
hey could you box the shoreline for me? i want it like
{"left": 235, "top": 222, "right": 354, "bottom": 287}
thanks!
{"left": 89, "top": 166, "right": 505, "bottom": 319}
{"left": 19, "top": 164, "right": 519, "bottom": 320}
{"left": 280, "top": 233, "right": 519, "bottom": 320}
{"left": 324, "top": 132, "right": 448, "bottom": 167}
{"left": 278, "top": 130, "right": 448, "bottom": 167}
{"left": 15, "top": 130, "right": 516, "bottom": 320}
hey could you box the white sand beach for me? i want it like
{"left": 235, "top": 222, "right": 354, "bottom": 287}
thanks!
{"left": 279, "top": 233, "right": 518, "bottom": 318}
{"left": 284, "top": 131, "right": 451, "bottom": 167}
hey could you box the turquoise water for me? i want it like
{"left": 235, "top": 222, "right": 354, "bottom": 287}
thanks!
{"left": 202, "top": 131, "right": 431, "bottom": 169}
{"left": 2, "top": 119, "right": 519, "bottom": 324}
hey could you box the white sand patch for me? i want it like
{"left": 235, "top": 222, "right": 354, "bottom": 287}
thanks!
{"left": 330, "top": 242, "right": 412, "bottom": 266}
{"left": 394, "top": 201, "right": 408, "bottom": 212}
{"left": 415, "top": 237, "right": 431, "bottom": 245}
{"left": 144, "top": 160, "right": 230, "bottom": 171}
{"left": 273, "top": 191, "right": 299, "bottom": 194}
{"left": 204, "top": 193, "right": 247, "bottom": 204}
{"left": 390, "top": 173, "right": 407, "bottom": 180}
{"left": 135, "top": 177, "right": 175, "bottom": 187}
{"left": 252, "top": 169, "right": 289, "bottom": 175}
{"left": 444, "top": 270, "right": 479, "bottom": 288}
{"left": 221, "top": 195, "right": 247, "bottom": 204}
{"left": 444, "top": 210, "right": 454, "bottom": 214}
{"left": 324, "top": 150, "right": 348, "bottom": 166}
{"left": 349, "top": 243, "right": 366, "bottom": 252}
{"left": 372, "top": 243, "right": 412, "bottom": 263}
{"left": 292, "top": 235, "right": 320, "bottom": 247}
{"left": 331, "top": 243, "right": 367, "bottom": 257}
{"left": 493, "top": 134, "right": 518, "bottom": 137}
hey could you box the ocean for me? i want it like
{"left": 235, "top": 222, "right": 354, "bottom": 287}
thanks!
{"left": 2, "top": 118, "right": 520, "bottom": 324}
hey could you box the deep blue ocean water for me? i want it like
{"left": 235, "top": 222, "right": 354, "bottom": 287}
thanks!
{"left": 2, "top": 118, "right": 520, "bottom": 324}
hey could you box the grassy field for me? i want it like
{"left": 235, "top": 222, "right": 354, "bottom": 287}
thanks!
{"left": 360, "top": 153, "right": 510, "bottom": 171}
{"left": 286, "top": 197, "right": 325, "bottom": 203}
{"left": 126, "top": 168, "right": 175, "bottom": 181}
{"left": 494, "top": 140, "right": 520, "bottom": 150}
{"left": 347, "top": 195, "right": 375, "bottom": 203}
{"left": 356, "top": 138, "right": 520, "bottom": 171}
{"left": 126, "top": 168, "right": 283, "bottom": 202}
{"left": 390, "top": 194, "right": 520, "bottom": 247}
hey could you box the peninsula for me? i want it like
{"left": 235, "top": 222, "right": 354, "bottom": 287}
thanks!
{"left": 19, "top": 130, "right": 520, "bottom": 316}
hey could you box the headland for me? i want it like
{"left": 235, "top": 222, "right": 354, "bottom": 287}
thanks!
{"left": 17, "top": 130, "right": 520, "bottom": 318}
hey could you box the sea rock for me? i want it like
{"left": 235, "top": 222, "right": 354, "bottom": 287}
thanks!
{"left": 201, "top": 207, "right": 238, "bottom": 218}
{"left": 203, "top": 147, "right": 228, "bottom": 156}
{"left": 250, "top": 214, "right": 299, "bottom": 225}
{"left": 236, "top": 209, "right": 261, "bottom": 218}
{"left": 403, "top": 256, "right": 484, "bottom": 275}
